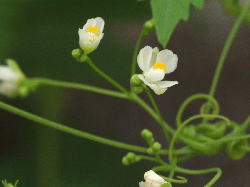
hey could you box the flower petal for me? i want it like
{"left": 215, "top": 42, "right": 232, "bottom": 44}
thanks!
{"left": 94, "top": 17, "right": 105, "bottom": 33}
{"left": 157, "top": 81, "right": 178, "bottom": 88}
{"left": 0, "top": 66, "right": 19, "bottom": 81}
{"left": 156, "top": 49, "right": 178, "bottom": 74}
{"left": 137, "top": 46, "right": 153, "bottom": 72}
{"left": 82, "top": 18, "right": 96, "bottom": 30}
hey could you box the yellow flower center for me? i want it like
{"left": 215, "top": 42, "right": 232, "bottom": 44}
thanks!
{"left": 153, "top": 62, "right": 166, "bottom": 70}
{"left": 87, "top": 26, "right": 100, "bottom": 34}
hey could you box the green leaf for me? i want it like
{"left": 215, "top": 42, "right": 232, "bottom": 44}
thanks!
{"left": 151, "top": 0, "right": 204, "bottom": 47}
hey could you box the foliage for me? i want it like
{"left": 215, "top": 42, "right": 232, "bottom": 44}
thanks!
{"left": 0, "top": 0, "right": 250, "bottom": 186}
{"left": 151, "top": 0, "right": 204, "bottom": 47}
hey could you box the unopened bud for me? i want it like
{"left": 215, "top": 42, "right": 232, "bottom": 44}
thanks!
{"left": 71, "top": 48, "right": 82, "bottom": 59}
{"left": 143, "top": 19, "right": 154, "bottom": 35}
{"left": 152, "top": 142, "right": 162, "bottom": 152}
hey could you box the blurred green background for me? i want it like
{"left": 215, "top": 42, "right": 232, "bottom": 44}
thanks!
{"left": 0, "top": 0, "right": 249, "bottom": 186}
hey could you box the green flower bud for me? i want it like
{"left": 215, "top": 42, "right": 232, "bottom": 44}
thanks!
{"left": 130, "top": 74, "right": 144, "bottom": 94}
{"left": 152, "top": 142, "right": 162, "bottom": 152}
{"left": 141, "top": 129, "right": 153, "bottom": 139}
{"left": 127, "top": 152, "right": 136, "bottom": 160}
{"left": 122, "top": 157, "right": 130, "bottom": 165}
{"left": 130, "top": 74, "right": 143, "bottom": 86}
{"left": 143, "top": 19, "right": 154, "bottom": 35}
{"left": 147, "top": 147, "right": 154, "bottom": 155}
{"left": 71, "top": 48, "right": 82, "bottom": 59}
{"left": 141, "top": 129, "right": 155, "bottom": 145}
{"left": 132, "top": 86, "right": 144, "bottom": 94}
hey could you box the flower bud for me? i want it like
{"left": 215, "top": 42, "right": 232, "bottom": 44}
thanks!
{"left": 72, "top": 48, "right": 82, "bottom": 59}
{"left": 141, "top": 129, "right": 155, "bottom": 146}
{"left": 132, "top": 86, "right": 144, "bottom": 94}
{"left": 141, "top": 129, "right": 153, "bottom": 139}
{"left": 130, "top": 74, "right": 143, "bottom": 86}
{"left": 152, "top": 142, "right": 162, "bottom": 152}
{"left": 147, "top": 147, "right": 154, "bottom": 155}
{"left": 143, "top": 19, "right": 154, "bottom": 35}
{"left": 130, "top": 74, "right": 144, "bottom": 94}
{"left": 122, "top": 157, "right": 130, "bottom": 165}
{"left": 127, "top": 152, "right": 136, "bottom": 160}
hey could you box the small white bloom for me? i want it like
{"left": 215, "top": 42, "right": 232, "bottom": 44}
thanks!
{"left": 78, "top": 17, "right": 105, "bottom": 54}
{"left": 137, "top": 46, "right": 178, "bottom": 95}
{"left": 139, "top": 170, "right": 169, "bottom": 187}
{"left": 0, "top": 59, "right": 24, "bottom": 97}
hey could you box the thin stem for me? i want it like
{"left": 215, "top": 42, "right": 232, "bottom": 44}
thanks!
{"left": 30, "top": 78, "right": 128, "bottom": 99}
{"left": 176, "top": 94, "right": 220, "bottom": 127}
{"left": 153, "top": 165, "right": 222, "bottom": 187}
{"left": 169, "top": 114, "right": 230, "bottom": 163}
{"left": 175, "top": 167, "right": 222, "bottom": 187}
{"left": 130, "top": 28, "right": 147, "bottom": 77}
{"left": 209, "top": 0, "right": 250, "bottom": 97}
{"left": 0, "top": 101, "right": 148, "bottom": 153}
{"left": 161, "top": 175, "right": 187, "bottom": 184}
{"left": 216, "top": 134, "right": 250, "bottom": 144}
{"left": 131, "top": 93, "right": 175, "bottom": 135}
{"left": 144, "top": 87, "right": 161, "bottom": 116}
{"left": 85, "top": 57, "right": 129, "bottom": 94}
{"left": 144, "top": 87, "right": 170, "bottom": 140}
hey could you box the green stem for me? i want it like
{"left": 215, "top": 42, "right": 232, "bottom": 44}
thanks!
{"left": 144, "top": 87, "right": 170, "bottom": 140}
{"left": 131, "top": 93, "right": 175, "bottom": 134}
{"left": 209, "top": 0, "right": 250, "bottom": 97}
{"left": 175, "top": 167, "right": 222, "bottom": 187}
{"left": 169, "top": 114, "right": 230, "bottom": 163}
{"left": 0, "top": 101, "right": 148, "bottom": 153}
{"left": 30, "top": 78, "right": 128, "bottom": 99}
{"left": 216, "top": 134, "right": 250, "bottom": 144}
{"left": 161, "top": 176, "right": 187, "bottom": 184}
{"left": 144, "top": 87, "right": 161, "bottom": 116}
{"left": 130, "top": 28, "right": 147, "bottom": 77}
{"left": 85, "top": 57, "right": 129, "bottom": 94}
{"left": 176, "top": 94, "right": 220, "bottom": 127}
{"left": 153, "top": 165, "right": 222, "bottom": 187}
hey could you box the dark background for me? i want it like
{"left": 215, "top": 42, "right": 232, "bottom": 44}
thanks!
{"left": 0, "top": 0, "right": 249, "bottom": 186}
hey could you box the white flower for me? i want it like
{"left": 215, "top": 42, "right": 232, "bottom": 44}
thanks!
{"left": 78, "top": 17, "right": 105, "bottom": 54}
{"left": 0, "top": 59, "right": 24, "bottom": 97}
{"left": 137, "top": 46, "right": 178, "bottom": 95}
{"left": 139, "top": 170, "right": 169, "bottom": 187}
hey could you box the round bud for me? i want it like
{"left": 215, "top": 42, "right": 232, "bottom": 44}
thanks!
{"left": 143, "top": 19, "right": 154, "bottom": 35}
{"left": 71, "top": 48, "right": 82, "bottom": 59}
{"left": 122, "top": 157, "right": 130, "bottom": 165}
{"left": 152, "top": 142, "right": 162, "bottom": 152}
{"left": 127, "top": 152, "right": 136, "bottom": 160}
{"left": 147, "top": 147, "right": 154, "bottom": 155}
{"left": 130, "top": 74, "right": 143, "bottom": 86}
{"left": 141, "top": 129, "right": 153, "bottom": 139}
{"left": 132, "top": 86, "right": 144, "bottom": 94}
